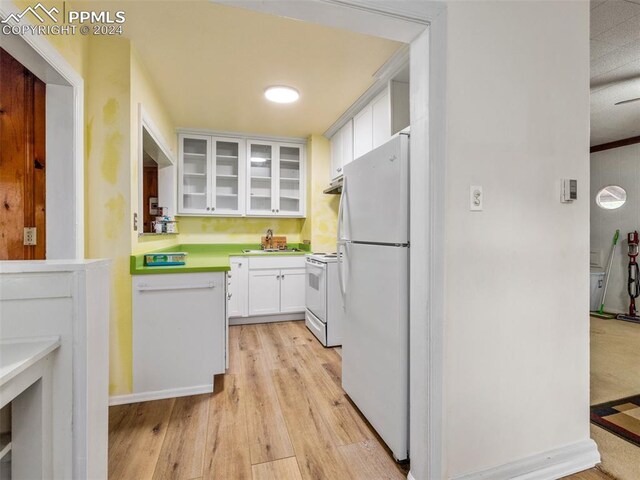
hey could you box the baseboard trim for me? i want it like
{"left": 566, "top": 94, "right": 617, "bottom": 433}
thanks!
{"left": 452, "top": 440, "right": 600, "bottom": 480}
{"left": 229, "top": 312, "right": 304, "bottom": 325}
{"left": 109, "top": 384, "right": 213, "bottom": 406}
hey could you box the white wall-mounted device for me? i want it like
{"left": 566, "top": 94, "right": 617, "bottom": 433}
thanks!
{"left": 561, "top": 179, "right": 577, "bottom": 203}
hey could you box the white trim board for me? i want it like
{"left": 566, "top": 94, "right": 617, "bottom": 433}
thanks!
{"left": 109, "top": 384, "right": 214, "bottom": 406}
{"left": 212, "top": 0, "right": 427, "bottom": 43}
{"left": 0, "top": 2, "right": 85, "bottom": 259}
{"left": 176, "top": 127, "right": 307, "bottom": 145}
{"left": 451, "top": 440, "right": 600, "bottom": 480}
{"left": 229, "top": 312, "right": 305, "bottom": 326}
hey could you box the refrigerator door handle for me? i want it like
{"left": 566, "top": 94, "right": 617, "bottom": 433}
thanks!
{"left": 337, "top": 177, "right": 347, "bottom": 302}
{"left": 337, "top": 176, "right": 347, "bottom": 243}
{"left": 337, "top": 241, "right": 347, "bottom": 302}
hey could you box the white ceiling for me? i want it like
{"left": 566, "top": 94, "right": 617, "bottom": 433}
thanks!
{"left": 110, "top": 1, "right": 402, "bottom": 138}
{"left": 590, "top": 0, "right": 640, "bottom": 146}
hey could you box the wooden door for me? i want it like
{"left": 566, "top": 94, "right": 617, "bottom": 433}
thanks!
{"left": 142, "top": 165, "right": 158, "bottom": 233}
{"left": 0, "top": 48, "right": 46, "bottom": 260}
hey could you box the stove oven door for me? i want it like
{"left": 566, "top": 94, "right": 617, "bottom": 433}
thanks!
{"left": 305, "top": 257, "right": 327, "bottom": 322}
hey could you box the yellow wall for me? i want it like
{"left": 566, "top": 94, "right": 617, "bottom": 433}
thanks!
{"left": 178, "top": 217, "right": 305, "bottom": 244}
{"left": 84, "top": 37, "right": 133, "bottom": 395}
{"left": 12, "top": 0, "right": 89, "bottom": 77}
{"left": 130, "top": 46, "right": 179, "bottom": 254}
{"left": 302, "top": 135, "right": 339, "bottom": 252}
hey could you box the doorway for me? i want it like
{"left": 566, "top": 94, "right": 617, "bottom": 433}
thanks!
{"left": 0, "top": 48, "right": 46, "bottom": 260}
{"left": 0, "top": 2, "right": 85, "bottom": 260}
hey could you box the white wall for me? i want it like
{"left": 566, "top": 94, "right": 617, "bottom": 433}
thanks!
{"left": 443, "top": 1, "right": 594, "bottom": 477}
{"left": 591, "top": 144, "right": 640, "bottom": 314}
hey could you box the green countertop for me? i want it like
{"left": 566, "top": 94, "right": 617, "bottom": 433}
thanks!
{"left": 130, "top": 243, "right": 310, "bottom": 275}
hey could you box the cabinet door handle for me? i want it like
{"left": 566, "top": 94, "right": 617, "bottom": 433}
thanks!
{"left": 227, "top": 293, "right": 232, "bottom": 299}
{"left": 206, "top": 207, "right": 211, "bottom": 211}
{"left": 137, "top": 283, "right": 215, "bottom": 292}
{"left": 281, "top": 275, "right": 285, "bottom": 279}
{"left": 276, "top": 209, "right": 279, "bottom": 213}
{"left": 337, "top": 167, "right": 342, "bottom": 172}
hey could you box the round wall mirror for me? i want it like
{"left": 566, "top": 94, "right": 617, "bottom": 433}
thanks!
{"left": 596, "top": 185, "right": 627, "bottom": 210}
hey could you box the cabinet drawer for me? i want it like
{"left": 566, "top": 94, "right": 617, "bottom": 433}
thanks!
{"left": 248, "top": 255, "right": 305, "bottom": 270}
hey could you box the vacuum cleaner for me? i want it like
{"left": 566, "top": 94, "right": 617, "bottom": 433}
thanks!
{"left": 616, "top": 231, "right": 640, "bottom": 324}
{"left": 592, "top": 229, "right": 619, "bottom": 319}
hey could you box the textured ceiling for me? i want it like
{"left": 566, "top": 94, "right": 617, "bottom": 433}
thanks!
{"left": 590, "top": 0, "right": 640, "bottom": 146}
{"left": 111, "top": 1, "right": 403, "bottom": 138}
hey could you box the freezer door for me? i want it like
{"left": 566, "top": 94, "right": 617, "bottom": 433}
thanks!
{"left": 342, "top": 242, "right": 409, "bottom": 461}
{"left": 343, "top": 134, "right": 409, "bottom": 245}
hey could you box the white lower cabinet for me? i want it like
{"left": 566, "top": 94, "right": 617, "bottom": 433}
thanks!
{"left": 248, "top": 269, "right": 281, "bottom": 315}
{"left": 227, "top": 257, "right": 248, "bottom": 317}
{"left": 228, "top": 255, "right": 306, "bottom": 320}
{"left": 280, "top": 268, "right": 306, "bottom": 313}
{"left": 132, "top": 272, "right": 226, "bottom": 398}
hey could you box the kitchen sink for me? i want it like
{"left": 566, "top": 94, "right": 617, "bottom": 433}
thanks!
{"left": 242, "top": 248, "right": 303, "bottom": 254}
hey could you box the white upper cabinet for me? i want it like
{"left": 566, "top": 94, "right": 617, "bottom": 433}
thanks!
{"left": 178, "top": 132, "right": 306, "bottom": 217}
{"left": 179, "top": 134, "right": 212, "bottom": 214}
{"left": 213, "top": 138, "right": 246, "bottom": 215}
{"left": 247, "top": 141, "right": 276, "bottom": 215}
{"left": 247, "top": 141, "right": 305, "bottom": 217}
{"left": 330, "top": 120, "right": 353, "bottom": 180}
{"left": 353, "top": 103, "right": 373, "bottom": 161}
{"left": 354, "top": 88, "right": 389, "bottom": 160}
{"left": 278, "top": 144, "right": 304, "bottom": 216}
{"left": 329, "top": 77, "right": 410, "bottom": 181}
{"left": 179, "top": 134, "right": 245, "bottom": 215}
{"left": 371, "top": 88, "right": 391, "bottom": 150}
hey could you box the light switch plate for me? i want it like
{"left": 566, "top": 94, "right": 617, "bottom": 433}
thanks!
{"left": 470, "top": 185, "right": 483, "bottom": 211}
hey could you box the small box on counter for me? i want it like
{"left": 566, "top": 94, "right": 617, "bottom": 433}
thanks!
{"left": 144, "top": 252, "right": 187, "bottom": 267}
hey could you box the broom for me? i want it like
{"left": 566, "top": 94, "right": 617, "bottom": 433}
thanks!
{"left": 591, "top": 229, "right": 619, "bottom": 319}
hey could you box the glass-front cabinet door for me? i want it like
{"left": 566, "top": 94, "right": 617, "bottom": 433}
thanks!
{"left": 212, "top": 137, "right": 245, "bottom": 215}
{"left": 277, "top": 144, "right": 303, "bottom": 215}
{"left": 178, "top": 134, "right": 306, "bottom": 218}
{"left": 179, "top": 134, "right": 211, "bottom": 214}
{"left": 247, "top": 141, "right": 276, "bottom": 215}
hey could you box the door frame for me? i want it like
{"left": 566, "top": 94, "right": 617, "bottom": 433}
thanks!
{"left": 0, "top": 3, "right": 85, "bottom": 259}
{"left": 216, "top": 2, "right": 447, "bottom": 479}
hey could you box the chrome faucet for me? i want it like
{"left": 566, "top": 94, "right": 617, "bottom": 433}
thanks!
{"left": 265, "top": 229, "right": 273, "bottom": 249}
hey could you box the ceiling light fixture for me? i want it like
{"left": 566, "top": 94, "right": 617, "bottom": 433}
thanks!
{"left": 265, "top": 85, "right": 299, "bottom": 104}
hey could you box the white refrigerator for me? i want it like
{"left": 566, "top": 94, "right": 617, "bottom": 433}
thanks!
{"left": 337, "top": 132, "right": 409, "bottom": 462}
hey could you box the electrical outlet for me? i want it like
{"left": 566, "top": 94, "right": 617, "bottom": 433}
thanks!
{"left": 470, "top": 185, "right": 483, "bottom": 211}
{"left": 23, "top": 227, "right": 37, "bottom": 246}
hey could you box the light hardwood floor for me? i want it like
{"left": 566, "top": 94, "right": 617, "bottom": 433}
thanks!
{"left": 589, "top": 316, "right": 640, "bottom": 480}
{"left": 109, "top": 320, "right": 611, "bottom": 480}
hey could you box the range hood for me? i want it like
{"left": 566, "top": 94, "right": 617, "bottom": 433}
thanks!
{"left": 323, "top": 177, "right": 343, "bottom": 195}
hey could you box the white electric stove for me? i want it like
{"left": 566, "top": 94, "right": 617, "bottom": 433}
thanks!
{"left": 305, "top": 253, "right": 343, "bottom": 346}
